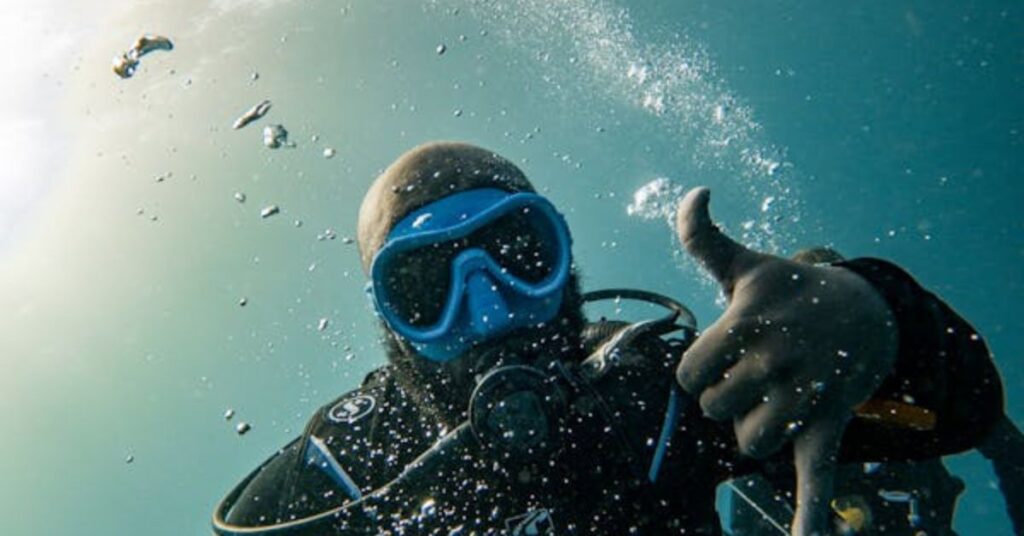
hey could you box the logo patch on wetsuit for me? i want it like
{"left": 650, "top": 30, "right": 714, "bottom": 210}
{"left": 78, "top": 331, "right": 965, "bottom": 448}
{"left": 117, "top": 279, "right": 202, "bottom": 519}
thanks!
{"left": 327, "top": 394, "right": 376, "bottom": 424}
{"left": 505, "top": 509, "right": 554, "bottom": 535}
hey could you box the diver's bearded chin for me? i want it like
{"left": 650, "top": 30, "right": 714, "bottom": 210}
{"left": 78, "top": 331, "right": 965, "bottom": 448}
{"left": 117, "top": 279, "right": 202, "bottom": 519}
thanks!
{"left": 462, "top": 323, "right": 576, "bottom": 378}
{"left": 386, "top": 318, "right": 580, "bottom": 428}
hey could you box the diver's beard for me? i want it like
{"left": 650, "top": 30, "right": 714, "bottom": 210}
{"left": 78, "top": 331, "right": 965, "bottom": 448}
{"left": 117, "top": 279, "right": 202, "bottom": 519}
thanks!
{"left": 383, "top": 275, "right": 586, "bottom": 428}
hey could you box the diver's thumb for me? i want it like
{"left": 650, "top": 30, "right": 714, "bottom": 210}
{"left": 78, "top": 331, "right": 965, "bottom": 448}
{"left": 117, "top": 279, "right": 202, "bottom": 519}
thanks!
{"left": 675, "top": 187, "right": 759, "bottom": 296}
{"left": 791, "top": 419, "right": 844, "bottom": 536}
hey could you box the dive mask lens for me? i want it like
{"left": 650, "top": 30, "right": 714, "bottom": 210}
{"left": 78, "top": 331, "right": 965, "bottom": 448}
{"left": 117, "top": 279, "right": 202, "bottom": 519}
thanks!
{"left": 383, "top": 208, "right": 561, "bottom": 327}
{"left": 369, "top": 189, "right": 572, "bottom": 356}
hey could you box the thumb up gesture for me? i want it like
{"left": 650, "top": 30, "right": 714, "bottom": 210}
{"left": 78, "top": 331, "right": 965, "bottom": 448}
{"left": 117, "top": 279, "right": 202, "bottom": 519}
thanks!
{"left": 674, "top": 187, "right": 898, "bottom": 536}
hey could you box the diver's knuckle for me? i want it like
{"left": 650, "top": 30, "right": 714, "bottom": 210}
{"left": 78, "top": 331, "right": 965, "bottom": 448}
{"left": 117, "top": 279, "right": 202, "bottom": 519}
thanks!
{"left": 698, "top": 389, "right": 726, "bottom": 420}
{"left": 675, "top": 362, "right": 697, "bottom": 391}
{"left": 759, "top": 351, "right": 789, "bottom": 377}
{"left": 736, "top": 430, "right": 760, "bottom": 458}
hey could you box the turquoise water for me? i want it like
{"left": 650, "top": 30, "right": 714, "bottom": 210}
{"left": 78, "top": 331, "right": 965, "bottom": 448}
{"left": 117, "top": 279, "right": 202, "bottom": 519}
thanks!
{"left": 0, "top": 0, "right": 1019, "bottom": 534}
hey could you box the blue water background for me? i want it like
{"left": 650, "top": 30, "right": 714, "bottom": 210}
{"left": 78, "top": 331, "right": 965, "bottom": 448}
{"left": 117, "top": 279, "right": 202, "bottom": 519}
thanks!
{"left": 0, "top": 1, "right": 1019, "bottom": 534}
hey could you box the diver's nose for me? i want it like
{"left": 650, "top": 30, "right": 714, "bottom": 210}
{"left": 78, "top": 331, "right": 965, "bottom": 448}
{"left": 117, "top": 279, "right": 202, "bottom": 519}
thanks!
{"left": 465, "top": 271, "right": 513, "bottom": 337}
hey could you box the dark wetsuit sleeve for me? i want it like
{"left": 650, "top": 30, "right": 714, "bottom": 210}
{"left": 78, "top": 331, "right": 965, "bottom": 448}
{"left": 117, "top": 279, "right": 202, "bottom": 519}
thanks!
{"left": 834, "top": 257, "right": 1005, "bottom": 461}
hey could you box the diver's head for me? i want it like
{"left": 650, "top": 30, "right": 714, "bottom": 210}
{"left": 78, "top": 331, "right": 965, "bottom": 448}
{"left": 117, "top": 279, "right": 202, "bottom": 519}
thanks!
{"left": 359, "top": 142, "right": 585, "bottom": 424}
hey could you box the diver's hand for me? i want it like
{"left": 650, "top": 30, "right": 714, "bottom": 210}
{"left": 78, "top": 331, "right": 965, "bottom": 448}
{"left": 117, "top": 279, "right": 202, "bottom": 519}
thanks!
{"left": 673, "top": 187, "right": 898, "bottom": 536}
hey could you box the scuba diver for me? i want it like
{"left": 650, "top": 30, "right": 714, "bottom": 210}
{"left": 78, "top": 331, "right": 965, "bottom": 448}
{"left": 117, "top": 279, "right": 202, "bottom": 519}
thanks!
{"left": 213, "top": 142, "right": 1011, "bottom": 535}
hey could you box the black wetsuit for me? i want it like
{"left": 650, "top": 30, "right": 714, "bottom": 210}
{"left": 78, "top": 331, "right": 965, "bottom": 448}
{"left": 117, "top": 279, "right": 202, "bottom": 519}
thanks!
{"left": 218, "top": 259, "right": 1005, "bottom": 535}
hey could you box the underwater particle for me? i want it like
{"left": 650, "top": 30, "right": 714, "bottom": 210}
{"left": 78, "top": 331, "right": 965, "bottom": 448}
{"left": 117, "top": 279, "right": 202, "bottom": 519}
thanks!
{"left": 125, "top": 454, "right": 134, "bottom": 464}
{"left": 262, "top": 124, "right": 293, "bottom": 148}
{"left": 224, "top": 408, "right": 235, "bottom": 420}
{"left": 234, "top": 192, "right": 246, "bottom": 203}
{"left": 419, "top": 498, "right": 437, "bottom": 518}
{"left": 323, "top": 147, "right": 336, "bottom": 159}
{"left": 626, "top": 177, "right": 685, "bottom": 225}
{"left": 341, "top": 236, "right": 354, "bottom": 245}
{"left": 250, "top": 71, "right": 259, "bottom": 81}
{"left": 318, "top": 318, "right": 329, "bottom": 332}
{"left": 235, "top": 422, "right": 251, "bottom": 435}
{"left": 260, "top": 205, "right": 280, "bottom": 218}
{"left": 112, "top": 53, "right": 139, "bottom": 78}
{"left": 436, "top": 43, "right": 447, "bottom": 55}
{"left": 761, "top": 196, "right": 776, "bottom": 212}
{"left": 133, "top": 34, "right": 174, "bottom": 56}
{"left": 411, "top": 213, "right": 432, "bottom": 229}
{"left": 712, "top": 104, "right": 726, "bottom": 124}
{"left": 232, "top": 99, "right": 272, "bottom": 130}
{"left": 453, "top": 108, "right": 463, "bottom": 117}
{"left": 112, "top": 34, "right": 173, "bottom": 79}
{"left": 238, "top": 297, "right": 248, "bottom": 307}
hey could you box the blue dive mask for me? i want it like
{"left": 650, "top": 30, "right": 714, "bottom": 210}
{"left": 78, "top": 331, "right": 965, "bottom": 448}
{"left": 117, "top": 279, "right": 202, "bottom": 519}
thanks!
{"left": 369, "top": 188, "right": 572, "bottom": 362}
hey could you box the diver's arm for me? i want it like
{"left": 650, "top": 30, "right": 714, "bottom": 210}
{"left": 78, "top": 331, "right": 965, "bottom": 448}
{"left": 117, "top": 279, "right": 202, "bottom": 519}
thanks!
{"left": 834, "top": 257, "right": 1005, "bottom": 461}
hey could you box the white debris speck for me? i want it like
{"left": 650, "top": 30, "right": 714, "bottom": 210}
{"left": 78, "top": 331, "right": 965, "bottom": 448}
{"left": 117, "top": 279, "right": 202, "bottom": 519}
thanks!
{"left": 125, "top": 454, "right": 134, "bottom": 464}
{"left": 420, "top": 498, "right": 437, "bottom": 517}
{"left": 238, "top": 297, "right": 248, "bottom": 307}
{"left": 250, "top": 72, "right": 259, "bottom": 81}
{"left": 260, "top": 205, "right": 280, "bottom": 219}
{"left": 341, "top": 236, "right": 354, "bottom": 245}
{"left": 712, "top": 104, "right": 726, "bottom": 124}
{"left": 318, "top": 318, "right": 329, "bottom": 331}
{"left": 232, "top": 99, "right": 271, "bottom": 129}
{"left": 626, "top": 62, "right": 649, "bottom": 84}
{"left": 235, "top": 422, "right": 251, "bottom": 435}
{"left": 224, "top": 408, "right": 235, "bottom": 420}
{"left": 113, "top": 34, "right": 173, "bottom": 79}
{"left": 412, "top": 213, "right": 433, "bottom": 229}
{"left": 323, "top": 147, "right": 336, "bottom": 159}
{"left": 234, "top": 192, "right": 246, "bottom": 203}
{"left": 641, "top": 93, "right": 665, "bottom": 115}
{"left": 453, "top": 109, "right": 463, "bottom": 117}
{"left": 262, "top": 124, "right": 293, "bottom": 149}
{"left": 436, "top": 43, "right": 447, "bottom": 55}
{"left": 626, "top": 177, "right": 685, "bottom": 225}
{"left": 761, "top": 196, "right": 775, "bottom": 212}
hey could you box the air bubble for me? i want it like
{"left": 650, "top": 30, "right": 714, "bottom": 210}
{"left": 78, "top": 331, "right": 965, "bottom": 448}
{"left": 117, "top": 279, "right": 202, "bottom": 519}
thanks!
{"left": 260, "top": 205, "right": 280, "bottom": 219}
{"left": 232, "top": 100, "right": 272, "bottom": 130}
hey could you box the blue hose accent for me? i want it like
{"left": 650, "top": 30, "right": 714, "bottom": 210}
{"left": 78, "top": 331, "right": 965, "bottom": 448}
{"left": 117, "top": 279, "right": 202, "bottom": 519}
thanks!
{"left": 648, "top": 386, "right": 681, "bottom": 483}
{"left": 305, "top": 435, "right": 363, "bottom": 501}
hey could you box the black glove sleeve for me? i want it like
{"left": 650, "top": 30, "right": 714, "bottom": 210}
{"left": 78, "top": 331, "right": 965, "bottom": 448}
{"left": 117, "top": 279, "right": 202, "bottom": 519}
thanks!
{"left": 834, "top": 257, "right": 1004, "bottom": 461}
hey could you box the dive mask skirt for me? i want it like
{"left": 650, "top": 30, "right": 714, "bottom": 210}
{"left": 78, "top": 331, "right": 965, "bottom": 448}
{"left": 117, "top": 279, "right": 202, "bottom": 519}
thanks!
{"left": 369, "top": 188, "right": 572, "bottom": 362}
